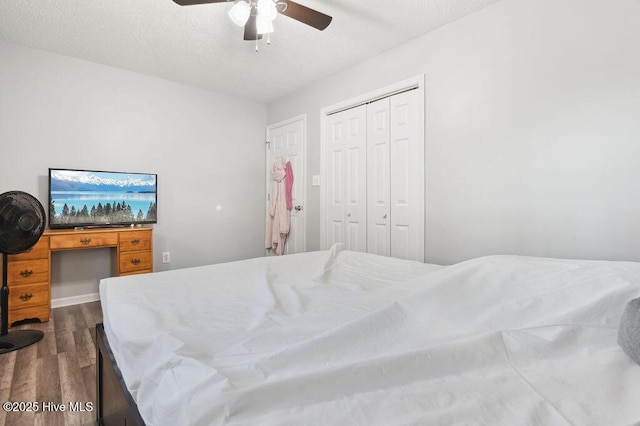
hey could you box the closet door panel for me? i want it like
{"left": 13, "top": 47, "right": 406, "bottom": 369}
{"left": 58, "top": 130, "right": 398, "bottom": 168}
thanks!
{"left": 345, "top": 144, "right": 365, "bottom": 251}
{"left": 325, "top": 105, "right": 367, "bottom": 251}
{"left": 390, "top": 90, "right": 424, "bottom": 261}
{"left": 366, "top": 98, "right": 391, "bottom": 256}
{"left": 325, "top": 114, "right": 346, "bottom": 247}
{"left": 330, "top": 220, "right": 344, "bottom": 246}
{"left": 344, "top": 106, "right": 368, "bottom": 252}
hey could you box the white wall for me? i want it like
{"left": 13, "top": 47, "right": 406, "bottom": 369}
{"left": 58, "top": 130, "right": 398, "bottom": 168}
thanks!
{"left": 0, "top": 40, "right": 267, "bottom": 300}
{"left": 267, "top": 0, "right": 640, "bottom": 264}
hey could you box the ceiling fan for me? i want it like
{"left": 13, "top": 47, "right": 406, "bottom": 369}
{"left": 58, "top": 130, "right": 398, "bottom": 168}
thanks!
{"left": 173, "top": 0, "right": 332, "bottom": 46}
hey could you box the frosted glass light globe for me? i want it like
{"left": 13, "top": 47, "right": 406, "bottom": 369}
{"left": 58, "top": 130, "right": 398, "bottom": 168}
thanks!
{"left": 228, "top": 1, "right": 251, "bottom": 27}
{"left": 257, "top": 0, "right": 278, "bottom": 22}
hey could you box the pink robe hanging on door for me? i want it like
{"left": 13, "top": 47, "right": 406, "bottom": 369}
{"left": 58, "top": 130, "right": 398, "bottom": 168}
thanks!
{"left": 265, "top": 158, "right": 290, "bottom": 255}
{"left": 284, "top": 161, "right": 294, "bottom": 211}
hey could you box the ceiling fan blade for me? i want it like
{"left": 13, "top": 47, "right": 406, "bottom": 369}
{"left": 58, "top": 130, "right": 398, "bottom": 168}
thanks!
{"left": 173, "top": 0, "right": 227, "bottom": 5}
{"left": 243, "top": 12, "right": 263, "bottom": 41}
{"left": 279, "top": 0, "right": 332, "bottom": 31}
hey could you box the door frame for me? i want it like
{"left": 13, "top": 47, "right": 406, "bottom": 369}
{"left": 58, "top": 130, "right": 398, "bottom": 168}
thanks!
{"left": 319, "top": 75, "right": 426, "bottom": 257}
{"left": 265, "top": 114, "right": 308, "bottom": 254}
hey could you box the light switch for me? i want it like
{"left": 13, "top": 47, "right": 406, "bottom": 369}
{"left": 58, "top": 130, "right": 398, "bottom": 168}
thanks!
{"left": 312, "top": 175, "right": 320, "bottom": 186}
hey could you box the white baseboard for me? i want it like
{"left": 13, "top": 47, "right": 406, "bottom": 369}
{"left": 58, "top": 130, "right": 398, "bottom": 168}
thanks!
{"left": 51, "top": 292, "right": 100, "bottom": 308}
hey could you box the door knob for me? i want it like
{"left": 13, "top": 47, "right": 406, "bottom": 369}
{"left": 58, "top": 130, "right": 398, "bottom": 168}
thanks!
{"left": 382, "top": 214, "right": 387, "bottom": 219}
{"left": 294, "top": 205, "right": 303, "bottom": 212}
{"left": 347, "top": 212, "right": 351, "bottom": 217}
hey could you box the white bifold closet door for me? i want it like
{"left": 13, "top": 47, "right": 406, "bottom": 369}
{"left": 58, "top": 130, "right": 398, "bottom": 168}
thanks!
{"left": 325, "top": 104, "right": 367, "bottom": 251}
{"left": 366, "top": 90, "right": 424, "bottom": 261}
{"left": 324, "top": 88, "right": 424, "bottom": 261}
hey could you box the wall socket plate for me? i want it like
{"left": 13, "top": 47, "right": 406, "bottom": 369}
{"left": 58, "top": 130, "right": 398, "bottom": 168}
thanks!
{"left": 162, "top": 252, "right": 170, "bottom": 263}
{"left": 312, "top": 175, "right": 320, "bottom": 186}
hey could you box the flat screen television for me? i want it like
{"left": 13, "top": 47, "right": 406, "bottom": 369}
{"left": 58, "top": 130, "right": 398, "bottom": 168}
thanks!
{"left": 48, "top": 168, "right": 157, "bottom": 229}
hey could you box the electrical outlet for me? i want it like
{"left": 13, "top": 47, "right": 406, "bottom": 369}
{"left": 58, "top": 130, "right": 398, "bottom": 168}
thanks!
{"left": 162, "top": 252, "right": 170, "bottom": 264}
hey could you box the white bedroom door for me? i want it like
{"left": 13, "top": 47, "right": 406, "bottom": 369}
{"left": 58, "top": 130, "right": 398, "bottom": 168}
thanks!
{"left": 266, "top": 115, "right": 306, "bottom": 255}
{"left": 325, "top": 105, "right": 367, "bottom": 251}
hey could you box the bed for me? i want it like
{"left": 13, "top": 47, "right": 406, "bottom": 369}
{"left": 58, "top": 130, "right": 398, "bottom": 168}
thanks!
{"left": 96, "top": 244, "right": 640, "bottom": 425}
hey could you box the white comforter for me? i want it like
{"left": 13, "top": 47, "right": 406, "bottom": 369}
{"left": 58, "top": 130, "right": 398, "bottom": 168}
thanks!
{"left": 100, "top": 245, "right": 640, "bottom": 426}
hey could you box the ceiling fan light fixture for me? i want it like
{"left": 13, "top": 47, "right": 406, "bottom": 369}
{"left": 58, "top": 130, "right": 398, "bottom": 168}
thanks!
{"left": 257, "top": 0, "right": 278, "bottom": 22}
{"left": 173, "top": 0, "right": 332, "bottom": 46}
{"left": 228, "top": 0, "right": 251, "bottom": 27}
{"left": 256, "top": 14, "right": 274, "bottom": 35}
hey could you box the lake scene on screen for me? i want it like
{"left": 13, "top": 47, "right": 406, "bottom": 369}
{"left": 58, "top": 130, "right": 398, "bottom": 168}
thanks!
{"left": 49, "top": 169, "right": 157, "bottom": 226}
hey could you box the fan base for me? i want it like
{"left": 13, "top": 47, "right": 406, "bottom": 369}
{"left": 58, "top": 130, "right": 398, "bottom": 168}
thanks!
{"left": 0, "top": 329, "right": 44, "bottom": 354}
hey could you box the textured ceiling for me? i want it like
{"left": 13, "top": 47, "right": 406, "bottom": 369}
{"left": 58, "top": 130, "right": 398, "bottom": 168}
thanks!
{"left": 0, "top": 0, "right": 502, "bottom": 103}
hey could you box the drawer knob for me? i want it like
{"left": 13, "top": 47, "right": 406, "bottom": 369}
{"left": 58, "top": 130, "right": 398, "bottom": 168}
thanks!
{"left": 80, "top": 238, "right": 92, "bottom": 245}
{"left": 19, "top": 293, "right": 33, "bottom": 301}
{"left": 131, "top": 258, "right": 141, "bottom": 265}
{"left": 19, "top": 269, "right": 34, "bottom": 277}
{"left": 131, "top": 239, "right": 140, "bottom": 245}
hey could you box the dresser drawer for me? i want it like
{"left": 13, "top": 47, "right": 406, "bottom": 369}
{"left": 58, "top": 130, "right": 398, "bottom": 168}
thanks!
{"left": 7, "top": 258, "right": 49, "bottom": 284}
{"left": 9, "top": 304, "right": 50, "bottom": 325}
{"left": 8, "top": 282, "right": 49, "bottom": 310}
{"left": 8, "top": 237, "right": 49, "bottom": 261}
{"left": 119, "top": 230, "right": 152, "bottom": 252}
{"left": 119, "top": 251, "right": 152, "bottom": 274}
{"left": 50, "top": 232, "right": 118, "bottom": 250}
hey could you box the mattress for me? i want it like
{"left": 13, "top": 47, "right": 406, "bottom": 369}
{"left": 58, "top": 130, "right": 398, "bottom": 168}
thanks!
{"left": 100, "top": 244, "right": 640, "bottom": 426}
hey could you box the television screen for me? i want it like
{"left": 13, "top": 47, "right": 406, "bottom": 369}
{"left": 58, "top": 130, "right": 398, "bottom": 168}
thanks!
{"left": 48, "top": 168, "right": 157, "bottom": 229}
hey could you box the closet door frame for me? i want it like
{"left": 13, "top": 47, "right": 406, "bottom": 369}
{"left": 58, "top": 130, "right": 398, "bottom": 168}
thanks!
{"left": 319, "top": 75, "right": 425, "bottom": 260}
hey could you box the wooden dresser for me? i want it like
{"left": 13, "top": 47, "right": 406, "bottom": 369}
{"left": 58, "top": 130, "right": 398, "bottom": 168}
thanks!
{"left": 5, "top": 235, "right": 51, "bottom": 326}
{"left": 3, "top": 227, "right": 153, "bottom": 326}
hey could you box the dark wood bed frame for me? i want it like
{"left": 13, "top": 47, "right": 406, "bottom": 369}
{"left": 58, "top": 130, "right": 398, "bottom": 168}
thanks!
{"left": 96, "top": 323, "right": 146, "bottom": 426}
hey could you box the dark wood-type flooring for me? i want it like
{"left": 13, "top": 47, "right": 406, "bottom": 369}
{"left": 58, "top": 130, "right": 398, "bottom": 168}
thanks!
{"left": 0, "top": 301, "right": 103, "bottom": 426}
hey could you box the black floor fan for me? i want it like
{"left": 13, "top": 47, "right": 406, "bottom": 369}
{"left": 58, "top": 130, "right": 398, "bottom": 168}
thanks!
{"left": 0, "top": 191, "right": 46, "bottom": 354}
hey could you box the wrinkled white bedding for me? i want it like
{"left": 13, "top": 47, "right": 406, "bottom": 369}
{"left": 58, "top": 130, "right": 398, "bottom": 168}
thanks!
{"left": 99, "top": 245, "right": 640, "bottom": 426}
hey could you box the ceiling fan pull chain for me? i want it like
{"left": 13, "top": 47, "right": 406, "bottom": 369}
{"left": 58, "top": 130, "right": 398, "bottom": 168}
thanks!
{"left": 255, "top": 37, "right": 259, "bottom": 52}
